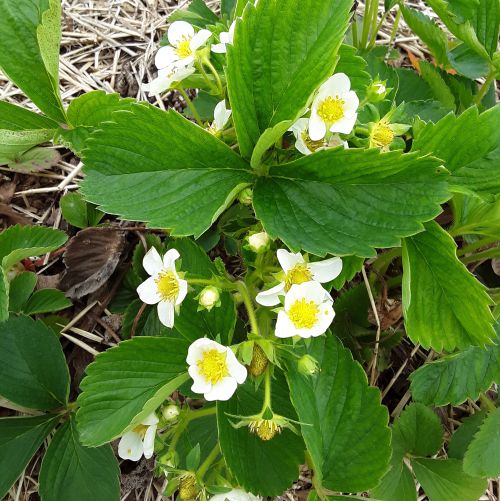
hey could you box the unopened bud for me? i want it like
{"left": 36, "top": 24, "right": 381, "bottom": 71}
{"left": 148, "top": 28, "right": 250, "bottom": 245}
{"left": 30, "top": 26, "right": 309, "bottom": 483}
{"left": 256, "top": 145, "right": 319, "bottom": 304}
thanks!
{"left": 248, "top": 344, "right": 268, "bottom": 377}
{"left": 249, "top": 419, "right": 281, "bottom": 441}
{"left": 298, "top": 354, "right": 319, "bottom": 376}
{"left": 162, "top": 404, "right": 180, "bottom": 422}
{"left": 198, "top": 286, "right": 221, "bottom": 311}
{"left": 248, "top": 231, "right": 270, "bottom": 254}
{"left": 178, "top": 474, "right": 198, "bottom": 500}
{"left": 367, "top": 80, "right": 388, "bottom": 102}
{"left": 238, "top": 187, "right": 253, "bottom": 205}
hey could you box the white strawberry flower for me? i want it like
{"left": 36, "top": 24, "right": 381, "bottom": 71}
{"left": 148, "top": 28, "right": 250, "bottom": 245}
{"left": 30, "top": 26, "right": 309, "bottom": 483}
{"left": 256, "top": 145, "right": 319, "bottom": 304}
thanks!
{"left": 211, "top": 21, "right": 236, "bottom": 53}
{"left": 187, "top": 338, "right": 247, "bottom": 401}
{"left": 210, "top": 489, "right": 261, "bottom": 501}
{"left": 289, "top": 118, "right": 348, "bottom": 155}
{"left": 256, "top": 249, "right": 342, "bottom": 307}
{"left": 143, "top": 64, "right": 195, "bottom": 96}
{"left": 136, "top": 248, "right": 188, "bottom": 328}
{"left": 118, "top": 413, "right": 159, "bottom": 461}
{"left": 155, "top": 21, "right": 212, "bottom": 70}
{"left": 209, "top": 100, "right": 232, "bottom": 133}
{"left": 309, "top": 73, "right": 359, "bottom": 140}
{"left": 275, "top": 281, "right": 335, "bottom": 339}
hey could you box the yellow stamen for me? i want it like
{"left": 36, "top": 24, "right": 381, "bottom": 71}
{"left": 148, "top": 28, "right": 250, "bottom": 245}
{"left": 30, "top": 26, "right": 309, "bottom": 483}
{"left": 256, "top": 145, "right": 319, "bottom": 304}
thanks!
{"left": 197, "top": 349, "right": 229, "bottom": 384}
{"left": 371, "top": 121, "right": 394, "bottom": 147}
{"left": 155, "top": 271, "right": 179, "bottom": 302}
{"left": 132, "top": 424, "right": 148, "bottom": 436}
{"left": 249, "top": 419, "right": 281, "bottom": 441}
{"left": 285, "top": 263, "right": 313, "bottom": 291}
{"left": 288, "top": 299, "right": 319, "bottom": 329}
{"left": 317, "top": 96, "right": 345, "bottom": 123}
{"left": 176, "top": 39, "right": 192, "bottom": 58}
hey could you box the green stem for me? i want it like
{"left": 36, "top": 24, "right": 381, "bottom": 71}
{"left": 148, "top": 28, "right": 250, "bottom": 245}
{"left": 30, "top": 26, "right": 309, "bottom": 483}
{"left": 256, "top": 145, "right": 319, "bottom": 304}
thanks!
{"left": 457, "top": 236, "right": 499, "bottom": 256}
{"left": 196, "top": 443, "right": 221, "bottom": 479}
{"left": 352, "top": 14, "right": 359, "bottom": 48}
{"left": 461, "top": 247, "right": 500, "bottom": 265}
{"left": 263, "top": 368, "right": 272, "bottom": 410}
{"left": 369, "top": 10, "right": 389, "bottom": 49}
{"left": 387, "top": 7, "right": 401, "bottom": 52}
{"left": 178, "top": 87, "right": 203, "bottom": 126}
{"left": 474, "top": 69, "right": 496, "bottom": 105}
{"left": 186, "top": 278, "right": 236, "bottom": 290}
{"left": 236, "top": 280, "right": 260, "bottom": 336}
{"left": 360, "top": 0, "right": 375, "bottom": 48}
{"left": 202, "top": 57, "right": 224, "bottom": 97}
{"left": 195, "top": 61, "right": 220, "bottom": 95}
{"left": 355, "top": 126, "right": 370, "bottom": 136}
{"left": 168, "top": 406, "right": 216, "bottom": 453}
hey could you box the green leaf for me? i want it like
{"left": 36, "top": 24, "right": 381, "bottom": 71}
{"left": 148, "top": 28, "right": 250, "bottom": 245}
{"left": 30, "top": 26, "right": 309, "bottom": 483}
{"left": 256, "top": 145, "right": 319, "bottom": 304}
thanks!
{"left": 335, "top": 45, "right": 371, "bottom": 99}
{"left": 226, "top": 0, "right": 353, "bottom": 158}
{"left": 217, "top": 372, "right": 304, "bottom": 496}
{"left": 36, "top": 0, "right": 61, "bottom": 85}
{"left": 8, "top": 146, "right": 60, "bottom": 173}
{"left": 0, "top": 414, "right": 59, "bottom": 499}
{"left": 371, "top": 457, "right": 417, "bottom": 501}
{"left": 286, "top": 335, "right": 390, "bottom": 492}
{"left": 0, "top": 129, "right": 55, "bottom": 165}
{"left": 23, "top": 288, "right": 72, "bottom": 315}
{"left": 8, "top": 271, "right": 37, "bottom": 312}
{"left": 392, "top": 403, "right": 443, "bottom": 457}
{"left": 0, "top": 101, "right": 57, "bottom": 131}
{"left": 410, "top": 323, "right": 500, "bottom": 405}
{"left": 76, "top": 337, "right": 190, "bottom": 446}
{"left": 400, "top": 6, "right": 449, "bottom": 65}
{"left": 448, "top": 0, "right": 480, "bottom": 22}
{"left": 80, "top": 103, "right": 252, "bottom": 238}
{"left": 411, "top": 458, "right": 487, "bottom": 501}
{"left": 221, "top": 0, "right": 237, "bottom": 18}
{"left": 331, "top": 256, "right": 364, "bottom": 290}
{"left": 419, "top": 61, "right": 456, "bottom": 111}
{"left": 253, "top": 148, "right": 449, "bottom": 257}
{"left": 0, "top": 0, "right": 65, "bottom": 122}
{"left": 394, "top": 68, "right": 434, "bottom": 104}
{"left": 169, "top": 0, "right": 218, "bottom": 28}
{"left": 448, "top": 411, "right": 487, "bottom": 459}
{"left": 60, "top": 192, "right": 104, "bottom": 228}
{"left": 463, "top": 407, "right": 500, "bottom": 477}
{"left": 0, "top": 315, "right": 70, "bottom": 409}
{"left": 448, "top": 44, "right": 489, "bottom": 78}
{"left": 39, "top": 416, "right": 120, "bottom": 501}
{"left": 250, "top": 120, "right": 293, "bottom": 169}
{"left": 399, "top": 100, "right": 451, "bottom": 124}
{"left": 451, "top": 193, "right": 500, "bottom": 239}
{"left": 473, "top": 0, "right": 499, "bottom": 57}
{"left": 412, "top": 106, "right": 500, "bottom": 198}
{"left": 402, "top": 221, "right": 495, "bottom": 351}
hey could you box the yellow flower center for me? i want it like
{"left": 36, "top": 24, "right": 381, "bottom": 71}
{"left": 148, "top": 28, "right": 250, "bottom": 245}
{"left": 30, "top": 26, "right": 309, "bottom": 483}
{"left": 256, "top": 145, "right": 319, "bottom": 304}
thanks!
{"left": 284, "top": 263, "right": 313, "bottom": 291}
{"left": 132, "top": 424, "right": 148, "bottom": 437}
{"left": 300, "top": 130, "right": 324, "bottom": 152}
{"left": 288, "top": 299, "right": 319, "bottom": 329}
{"left": 317, "top": 96, "right": 345, "bottom": 123}
{"left": 155, "top": 271, "right": 179, "bottom": 302}
{"left": 372, "top": 122, "right": 394, "bottom": 147}
{"left": 249, "top": 419, "right": 281, "bottom": 441}
{"left": 197, "top": 349, "right": 229, "bottom": 384}
{"left": 176, "top": 39, "right": 193, "bottom": 58}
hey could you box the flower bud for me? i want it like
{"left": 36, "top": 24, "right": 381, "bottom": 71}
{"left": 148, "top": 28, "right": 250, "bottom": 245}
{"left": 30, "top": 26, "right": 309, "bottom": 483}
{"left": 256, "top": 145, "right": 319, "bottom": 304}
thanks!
{"left": 238, "top": 187, "right": 253, "bottom": 205}
{"left": 249, "top": 419, "right": 281, "bottom": 441}
{"left": 162, "top": 403, "right": 180, "bottom": 422}
{"left": 248, "top": 344, "right": 268, "bottom": 377}
{"left": 178, "top": 474, "right": 199, "bottom": 500}
{"left": 367, "top": 80, "right": 388, "bottom": 103}
{"left": 198, "top": 286, "right": 221, "bottom": 311}
{"left": 298, "top": 354, "right": 319, "bottom": 376}
{"left": 247, "top": 231, "right": 270, "bottom": 254}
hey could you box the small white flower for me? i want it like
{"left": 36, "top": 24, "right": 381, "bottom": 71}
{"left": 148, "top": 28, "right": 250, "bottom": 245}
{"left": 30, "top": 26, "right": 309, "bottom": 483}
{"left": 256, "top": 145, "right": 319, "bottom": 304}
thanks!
{"left": 155, "top": 21, "right": 212, "bottom": 70}
{"left": 118, "top": 413, "right": 159, "bottom": 461}
{"left": 256, "top": 249, "right": 342, "bottom": 307}
{"left": 143, "top": 64, "right": 195, "bottom": 96}
{"left": 289, "top": 118, "right": 348, "bottom": 155}
{"left": 187, "top": 338, "right": 247, "bottom": 401}
{"left": 210, "top": 489, "right": 261, "bottom": 501}
{"left": 209, "top": 100, "right": 232, "bottom": 133}
{"left": 198, "top": 286, "right": 221, "bottom": 311}
{"left": 374, "top": 82, "right": 386, "bottom": 94}
{"left": 275, "top": 282, "right": 335, "bottom": 339}
{"left": 309, "top": 73, "right": 359, "bottom": 140}
{"left": 162, "top": 403, "right": 180, "bottom": 422}
{"left": 211, "top": 21, "right": 236, "bottom": 53}
{"left": 248, "top": 231, "right": 270, "bottom": 253}
{"left": 136, "top": 248, "right": 188, "bottom": 328}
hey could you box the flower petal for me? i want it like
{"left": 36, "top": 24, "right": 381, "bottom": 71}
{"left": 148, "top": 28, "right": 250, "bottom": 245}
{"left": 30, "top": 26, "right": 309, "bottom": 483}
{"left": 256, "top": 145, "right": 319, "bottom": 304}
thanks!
{"left": 329, "top": 113, "right": 357, "bottom": 134}
{"left": 308, "top": 256, "right": 343, "bottom": 283}
{"left": 176, "top": 278, "right": 188, "bottom": 305}
{"left": 157, "top": 300, "right": 175, "bottom": 328}
{"left": 137, "top": 277, "right": 161, "bottom": 305}
{"left": 143, "top": 423, "right": 157, "bottom": 459}
{"left": 320, "top": 73, "right": 351, "bottom": 96}
{"left": 204, "top": 376, "right": 237, "bottom": 401}
{"left": 255, "top": 282, "right": 285, "bottom": 307}
{"left": 143, "top": 247, "right": 164, "bottom": 276}
{"left": 213, "top": 100, "right": 231, "bottom": 131}
{"left": 155, "top": 46, "right": 178, "bottom": 70}
{"left": 163, "top": 248, "right": 180, "bottom": 269}
{"left": 141, "top": 413, "right": 159, "bottom": 426}
{"left": 142, "top": 75, "right": 169, "bottom": 96}
{"left": 343, "top": 90, "right": 359, "bottom": 114}
{"left": 275, "top": 310, "right": 297, "bottom": 338}
{"left": 189, "top": 365, "right": 211, "bottom": 393}
{"left": 308, "top": 113, "right": 327, "bottom": 141}
{"left": 168, "top": 21, "right": 194, "bottom": 46}
{"left": 314, "top": 302, "right": 336, "bottom": 336}
{"left": 277, "top": 249, "right": 303, "bottom": 272}
{"left": 190, "top": 29, "right": 212, "bottom": 50}
{"left": 118, "top": 431, "right": 143, "bottom": 461}
{"left": 211, "top": 42, "right": 227, "bottom": 53}
{"left": 284, "top": 281, "right": 327, "bottom": 309}
{"left": 186, "top": 337, "right": 217, "bottom": 364}
{"left": 226, "top": 350, "right": 247, "bottom": 384}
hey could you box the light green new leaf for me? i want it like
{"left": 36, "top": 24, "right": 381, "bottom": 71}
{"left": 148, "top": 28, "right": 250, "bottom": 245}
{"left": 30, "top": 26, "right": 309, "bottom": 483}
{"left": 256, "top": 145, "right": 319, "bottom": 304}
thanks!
{"left": 400, "top": 6, "right": 449, "bottom": 66}
{"left": 0, "top": 414, "right": 59, "bottom": 500}
{"left": 8, "top": 272, "right": 37, "bottom": 312}
{"left": 410, "top": 322, "right": 500, "bottom": 405}
{"left": 60, "top": 192, "right": 104, "bottom": 228}
{"left": 39, "top": 416, "right": 120, "bottom": 501}
{"left": 0, "top": 0, "right": 65, "bottom": 122}
{"left": 253, "top": 148, "right": 449, "bottom": 257}
{"left": 412, "top": 106, "right": 500, "bottom": 197}
{"left": 0, "top": 101, "right": 57, "bottom": 131}
{"left": 226, "top": 0, "right": 353, "bottom": 158}
{"left": 402, "top": 221, "right": 495, "bottom": 351}
{"left": 463, "top": 407, "right": 500, "bottom": 477}
{"left": 473, "top": 0, "right": 499, "bottom": 57}
{"left": 76, "top": 337, "right": 190, "bottom": 446}
{"left": 411, "top": 458, "right": 487, "bottom": 501}
{"left": 286, "top": 336, "right": 391, "bottom": 492}
{"left": 217, "top": 372, "right": 304, "bottom": 496}
{"left": 80, "top": 103, "right": 252, "bottom": 238}
{"left": 168, "top": 0, "right": 218, "bottom": 28}
{"left": 36, "top": 0, "right": 61, "bottom": 85}
{"left": 23, "top": 289, "right": 72, "bottom": 315}
{"left": 0, "top": 315, "right": 70, "bottom": 410}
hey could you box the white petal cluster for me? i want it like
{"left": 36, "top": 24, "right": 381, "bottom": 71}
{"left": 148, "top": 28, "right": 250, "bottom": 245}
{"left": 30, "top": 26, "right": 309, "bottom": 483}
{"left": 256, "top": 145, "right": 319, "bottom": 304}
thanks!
{"left": 118, "top": 413, "right": 159, "bottom": 461}
{"left": 210, "top": 100, "right": 232, "bottom": 133}
{"left": 210, "top": 489, "right": 261, "bottom": 501}
{"left": 289, "top": 118, "right": 348, "bottom": 156}
{"left": 187, "top": 338, "right": 247, "bottom": 401}
{"left": 211, "top": 21, "right": 236, "bottom": 53}
{"left": 136, "top": 248, "right": 188, "bottom": 328}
